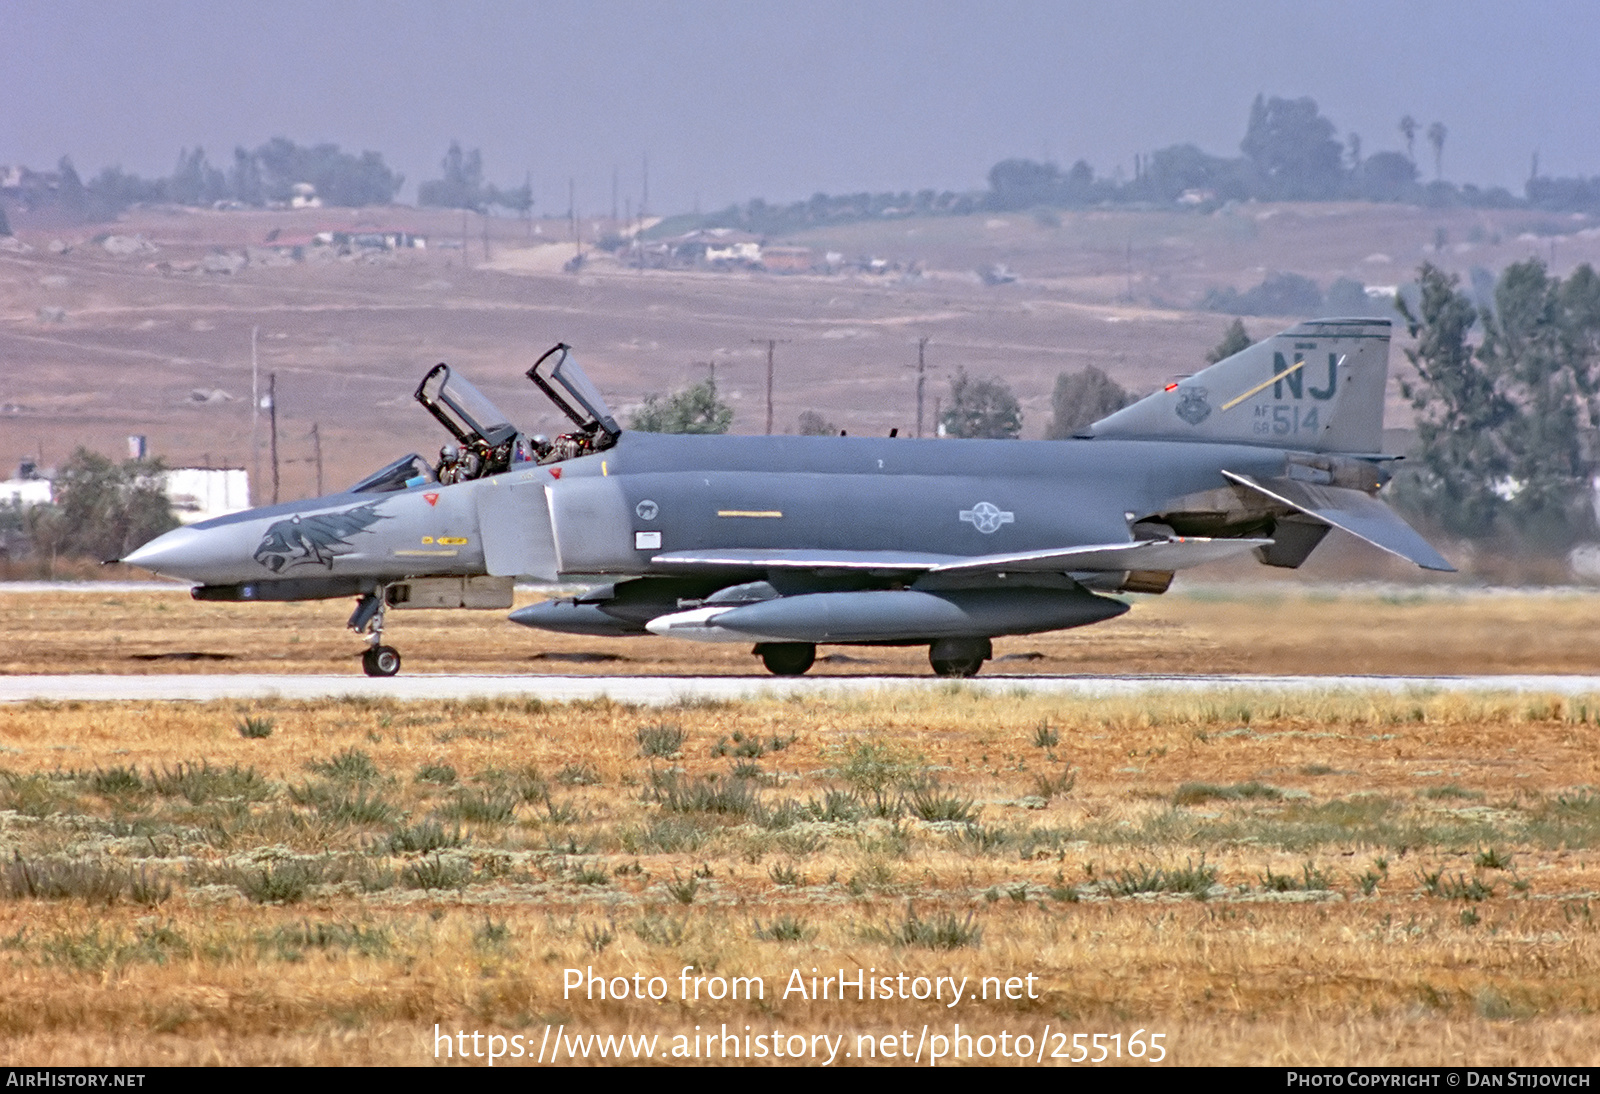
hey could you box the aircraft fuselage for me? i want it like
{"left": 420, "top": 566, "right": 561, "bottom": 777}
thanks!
{"left": 127, "top": 431, "right": 1293, "bottom": 592}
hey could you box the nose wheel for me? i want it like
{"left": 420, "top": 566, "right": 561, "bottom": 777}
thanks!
{"left": 350, "top": 589, "right": 403, "bottom": 677}
{"left": 362, "top": 644, "right": 402, "bottom": 677}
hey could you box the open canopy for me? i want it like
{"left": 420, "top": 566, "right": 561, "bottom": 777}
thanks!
{"left": 414, "top": 363, "right": 520, "bottom": 449}
{"left": 526, "top": 343, "right": 620, "bottom": 440}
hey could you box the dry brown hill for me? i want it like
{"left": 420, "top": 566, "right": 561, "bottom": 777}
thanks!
{"left": 3, "top": 201, "right": 1596, "bottom": 505}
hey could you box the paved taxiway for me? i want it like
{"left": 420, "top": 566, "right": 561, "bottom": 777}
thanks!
{"left": 4, "top": 674, "right": 1600, "bottom": 704}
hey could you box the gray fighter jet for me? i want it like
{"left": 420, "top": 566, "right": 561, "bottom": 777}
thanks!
{"left": 123, "top": 319, "right": 1451, "bottom": 677}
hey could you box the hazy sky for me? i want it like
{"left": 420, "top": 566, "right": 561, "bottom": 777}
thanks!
{"left": 5, "top": 0, "right": 1597, "bottom": 215}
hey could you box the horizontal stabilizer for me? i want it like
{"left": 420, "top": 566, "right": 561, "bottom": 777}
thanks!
{"left": 1221, "top": 471, "right": 1455, "bottom": 572}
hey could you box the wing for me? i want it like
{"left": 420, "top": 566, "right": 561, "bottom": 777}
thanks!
{"left": 649, "top": 536, "right": 1271, "bottom": 576}
{"left": 1220, "top": 471, "right": 1455, "bottom": 572}
{"left": 923, "top": 536, "right": 1272, "bottom": 575}
{"left": 649, "top": 548, "right": 961, "bottom": 572}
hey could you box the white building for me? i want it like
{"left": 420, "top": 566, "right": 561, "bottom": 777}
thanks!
{"left": 0, "top": 478, "right": 51, "bottom": 506}
{"left": 164, "top": 468, "right": 250, "bottom": 524}
{"left": 0, "top": 464, "right": 249, "bottom": 524}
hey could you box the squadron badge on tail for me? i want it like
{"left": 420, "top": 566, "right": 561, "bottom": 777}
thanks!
{"left": 253, "top": 502, "right": 388, "bottom": 574}
{"left": 1174, "top": 386, "right": 1212, "bottom": 426}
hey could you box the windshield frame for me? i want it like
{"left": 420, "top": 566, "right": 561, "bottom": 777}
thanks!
{"left": 347, "top": 452, "right": 434, "bottom": 494}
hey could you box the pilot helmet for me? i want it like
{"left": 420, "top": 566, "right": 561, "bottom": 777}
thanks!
{"left": 440, "top": 443, "right": 460, "bottom": 462}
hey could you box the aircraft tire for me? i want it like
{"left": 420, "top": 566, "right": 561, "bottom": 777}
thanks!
{"left": 928, "top": 637, "right": 991, "bottom": 678}
{"left": 756, "top": 642, "right": 816, "bottom": 676}
{"left": 362, "top": 645, "right": 402, "bottom": 677}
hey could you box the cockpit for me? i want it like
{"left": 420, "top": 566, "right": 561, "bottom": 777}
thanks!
{"left": 348, "top": 343, "right": 622, "bottom": 495}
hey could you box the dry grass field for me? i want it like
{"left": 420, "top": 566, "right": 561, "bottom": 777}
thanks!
{"left": 0, "top": 686, "right": 1596, "bottom": 1066}
{"left": 0, "top": 587, "right": 1597, "bottom": 1065}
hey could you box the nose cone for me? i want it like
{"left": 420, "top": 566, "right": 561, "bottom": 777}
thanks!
{"left": 122, "top": 524, "right": 245, "bottom": 583}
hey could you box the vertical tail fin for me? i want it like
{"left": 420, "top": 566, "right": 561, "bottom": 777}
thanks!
{"left": 1088, "top": 318, "right": 1392, "bottom": 453}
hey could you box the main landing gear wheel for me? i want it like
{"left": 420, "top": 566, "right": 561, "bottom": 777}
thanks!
{"left": 362, "top": 645, "right": 402, "bottom": 677}
{"left": 755, "top": 642, "right": 816, "bottom": 676}
{"left": 929, "top": 637, "right": 992, "bottom": 678}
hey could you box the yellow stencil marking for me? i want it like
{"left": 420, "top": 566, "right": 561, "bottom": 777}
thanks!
{"left": 717, "top": 510, "right": 783, "bottom": 518}
{"left": 1221, "top": 354, "right": 1344, "bottom": 412}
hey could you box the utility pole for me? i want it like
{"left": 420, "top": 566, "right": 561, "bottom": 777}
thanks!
{"left": 751, "top": 338, "right": 789, "bottom": 435}
{"left": 268, "top": 371, "right": 280, "bottom": 505}
{"left": 249, "top": 326, "right": 259, "bottom": 505}
{"left": 310, "top": 422, "right": 323, "bottom": 496}
{"left": 915, "top": 336, "right": 929, "bottom": 438}
{"left": 481, "top": 210, "right": 491, "bottom": 262}
{"left": 569, "top": 178, "right": 579, "bottom": 262}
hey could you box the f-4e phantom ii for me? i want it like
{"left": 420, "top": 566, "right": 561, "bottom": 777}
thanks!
{"left": 123, "top": 319, "right": 1452, "bottom": 678}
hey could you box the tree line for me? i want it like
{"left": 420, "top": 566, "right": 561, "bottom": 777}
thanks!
{"left": 9, "top": 95, "right": 1600, "bottom": 231}
{"left": 1, "top": 140, "right": 530, "bottom": 224}
{"left": 984, "top": 98, "right": 1468, "bottom": 209}
{"left": 26, "top": 141, "right": 407, "bottom": 222}
{"left": 690, "top": 95, "right": 1600, "bottom": 239}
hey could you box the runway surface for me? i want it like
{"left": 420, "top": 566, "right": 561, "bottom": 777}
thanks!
{"left": 5, "top": 673, "right": 1600, "bottom": 704}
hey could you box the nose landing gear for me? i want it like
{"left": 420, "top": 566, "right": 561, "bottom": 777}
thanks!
{"left": 362, "top": 644, "right": 402, "bottom": 677}
{"left": 350, "top": 589, "right": 403, "bottom": 677}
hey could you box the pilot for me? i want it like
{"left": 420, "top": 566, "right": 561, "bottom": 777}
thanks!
{"left": 544, "top": 433, "right": 582, "bottom": 463}
{"left": 529, "top": 434, "right": 552, "bottom": 461}
{"left": 437, "top": 443, "right": 461, "bottom": 484}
